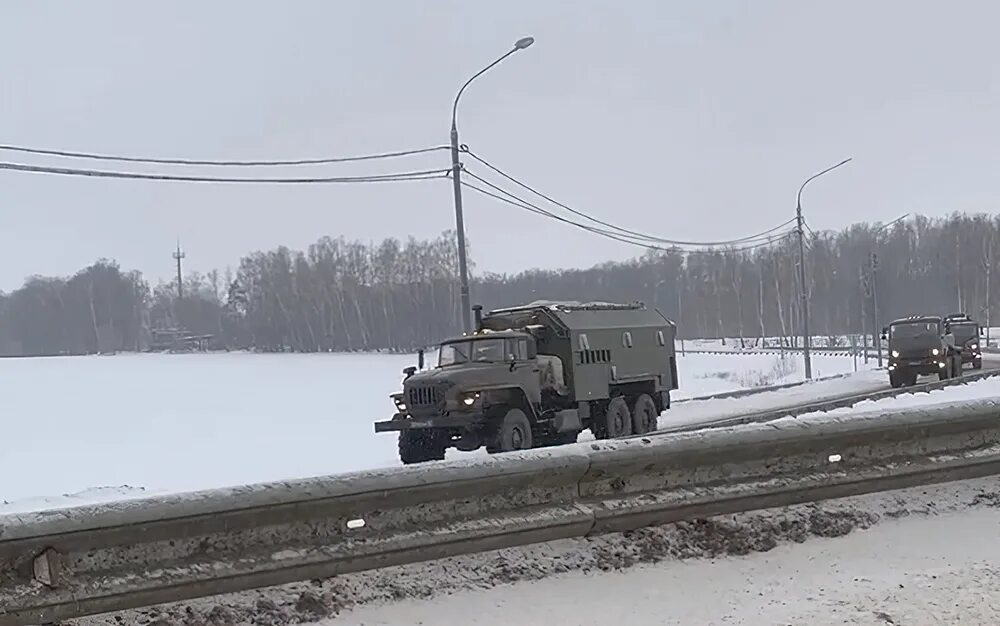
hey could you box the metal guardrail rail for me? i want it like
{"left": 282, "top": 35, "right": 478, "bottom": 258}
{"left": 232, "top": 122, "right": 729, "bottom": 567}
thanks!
{"left": 4, "top": 400, "right": 1000, "bottom": 624}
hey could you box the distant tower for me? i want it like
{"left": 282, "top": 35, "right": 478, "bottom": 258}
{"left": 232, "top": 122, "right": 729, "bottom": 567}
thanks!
{"left": 173, "top": 241, "right": 185, "bottom": 300}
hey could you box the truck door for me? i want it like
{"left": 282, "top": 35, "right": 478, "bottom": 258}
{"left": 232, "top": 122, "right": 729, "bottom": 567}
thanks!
{"left": 506, "top": 337, "right": 541, "bottom": 405}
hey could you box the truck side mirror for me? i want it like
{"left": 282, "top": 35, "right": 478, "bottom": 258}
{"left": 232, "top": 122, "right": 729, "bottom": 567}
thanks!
{"left": 417, "top": 349, "right": 425, "bottom": 370}
{"left": 881, "top": 327, "right": 888, "bottom": 340}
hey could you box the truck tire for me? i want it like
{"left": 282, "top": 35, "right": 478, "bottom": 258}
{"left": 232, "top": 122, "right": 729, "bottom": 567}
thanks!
{"left": 631, "top": 394, "right": 658, "bottom": 435}
{"left": 489, "top": 408, "right": 533, "bottom": 453}
{"left": 603, "top": 396, "right": 633, "bottom": 439}
{"left": 906, "top": 371, "right": 918, "bottom": 386}
{"left": 889, "top": 371, "right": 902, "bottom": 388}
{"left": 398, "top": 430, "right": 447, "bottom": 465}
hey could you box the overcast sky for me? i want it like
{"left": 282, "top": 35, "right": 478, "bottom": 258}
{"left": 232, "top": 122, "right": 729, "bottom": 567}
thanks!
{"left": 1, "top": 1, "right": 998, "bottom": 290}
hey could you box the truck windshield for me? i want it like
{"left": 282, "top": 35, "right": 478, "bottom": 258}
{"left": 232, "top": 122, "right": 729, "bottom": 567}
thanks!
{"left": 950, "top": 323, "right": 978, "bottom": 342}
{"left": 438, "top": 338, "right": 506, "bottom": 366}
{"left": 890, "top": 322, "right": 938, "bottom": 339}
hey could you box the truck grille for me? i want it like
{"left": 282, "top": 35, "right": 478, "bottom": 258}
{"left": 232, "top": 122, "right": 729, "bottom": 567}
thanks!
{"left": 408, "top": 385, "right": 444, "bottom": 407}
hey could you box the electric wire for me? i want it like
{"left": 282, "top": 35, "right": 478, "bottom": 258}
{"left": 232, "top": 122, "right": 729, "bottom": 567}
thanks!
{"left": 0, "top": 161, "right": 451, "bottom": 184}
{"left": 459, "top": 173, "right": 796, "bottom": 254}
{"left": 0, "top": 144, "right": 450, "bottom": 167}
{"left": 462, "top": 147, "right": 797, "bottom": 246}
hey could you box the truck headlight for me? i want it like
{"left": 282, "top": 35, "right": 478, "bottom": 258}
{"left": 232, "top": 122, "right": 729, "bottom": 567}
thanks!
{"left": 931, "top": 348, "right": 940, "bottom": 356}
{"left": 891, "top": 350, "right": 899, "bottom": 358}
{"left": 972, "top": 344, "right": 979, "bottom": 350}
{"left": 392, "top": 396, "right": 406, "bottom": 411}
{"left": 461, "top": 392, "right": 481, "bottom": 406}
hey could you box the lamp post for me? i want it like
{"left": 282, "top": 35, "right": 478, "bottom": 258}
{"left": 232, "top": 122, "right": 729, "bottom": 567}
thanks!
{"left": 870, "top": 213, "right": 909, "bottom": 366}
{"left": 450, "top": 37, "right": 535, "bottom": 332}
{"left": 796, "top": 157, "right": 852, "bottom": 379}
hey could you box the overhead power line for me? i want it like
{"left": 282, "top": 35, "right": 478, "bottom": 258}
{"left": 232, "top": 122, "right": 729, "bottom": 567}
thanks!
{"left": 459, "top": 172, "right": 795, "bottom": 254}
{"left": 0, "top": 161, "right": 450, "bottom": 184}
{"left": 462, "top": 147, "right": 796, "bottom": 247}
{"left": 0, "top": 143, "right": 450, "bottom": 167}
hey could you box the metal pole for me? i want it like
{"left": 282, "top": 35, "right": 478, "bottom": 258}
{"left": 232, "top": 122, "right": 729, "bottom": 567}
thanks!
{"left": 794, "top": 157, "right": 852, "bottom": 380}
{"left": 173, "top": 242, "right": 185, "bottom": 301}
{"left": 449, "top": 126, "right": 472, "bottom": 333}
{"left": 871, "top": 251, "right": 882, "bottom": 367}
{"left": 795, "top": 205, "right": 812, "bottom": 379}
{"left": 449, "top": 37, "right": 534, "bottom": 333}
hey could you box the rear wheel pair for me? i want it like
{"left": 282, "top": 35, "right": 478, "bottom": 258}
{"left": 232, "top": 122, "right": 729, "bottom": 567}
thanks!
{"left": 594, "top": 394, "right": 659, "bottom": 439}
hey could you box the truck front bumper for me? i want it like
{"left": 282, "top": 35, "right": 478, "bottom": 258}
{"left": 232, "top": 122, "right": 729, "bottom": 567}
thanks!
{"left": 374, "top": 412, "right": 486, "bottom": 433}
{"left": 888, "top": 357, "right": 945, "bottom": 376}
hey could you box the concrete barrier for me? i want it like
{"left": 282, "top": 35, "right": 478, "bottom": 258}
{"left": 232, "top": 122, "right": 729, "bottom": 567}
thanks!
{"left": 3, "top": 400, "right": 1000, "bottom": 624}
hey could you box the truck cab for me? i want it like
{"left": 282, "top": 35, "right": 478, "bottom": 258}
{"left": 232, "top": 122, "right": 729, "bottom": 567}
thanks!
{"left": 375, "top": 301, "right": 678, "bottom": 464}
{"left": 943, "top": 313, "right": 983, "bottom": 370}
{"left": 883, "top": 315, "right": 962, "bottom": 387}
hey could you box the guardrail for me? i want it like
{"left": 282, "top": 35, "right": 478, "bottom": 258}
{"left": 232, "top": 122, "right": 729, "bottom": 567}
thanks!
{"left": 4, "top": 400, "right": 1000, "bottom": 624}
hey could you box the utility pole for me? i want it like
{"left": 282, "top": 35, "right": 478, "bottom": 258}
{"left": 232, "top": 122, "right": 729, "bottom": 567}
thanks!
{"left": 173, "top": 241, "right": 185, "bottom": 301}
{"left": 871, "top": 251, "right": 882, "bottom": 367}
{"left": 449, "top": 37, "right": 534, "bottom": 333}
{"left": 795, "top": 157, "right": 853, "bottom": 380}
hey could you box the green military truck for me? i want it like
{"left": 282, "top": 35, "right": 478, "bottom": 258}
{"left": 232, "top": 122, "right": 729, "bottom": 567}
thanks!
{"left": 943, "top": 313, "right": 984, "bottom": 369}
{"left": 883, "top": 315, "right": 963, "bottom": 387}
{"left": 374, "top": 301, "right": 679, "bottom": 464}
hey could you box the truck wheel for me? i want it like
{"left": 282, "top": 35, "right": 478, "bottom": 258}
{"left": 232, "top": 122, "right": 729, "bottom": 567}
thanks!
{"left": 603, "top": 397, "right": 633, "bottom": 439}
{"left": 889, "top": 372, "right": 902, "bottom": 389}
{"left": 398, "top": 430, "right": 447, "bottom": 465}
{"left": 906, "top": 372, "right": 918, "bottom": 386}
{"left": 631, "top": 394, "right": 658, "bottom": 434}
{"left": 490, "top": 408, "right": 533, "bottom": 453}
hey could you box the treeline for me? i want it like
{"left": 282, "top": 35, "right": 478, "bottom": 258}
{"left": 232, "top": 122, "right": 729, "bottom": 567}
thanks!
{"left": 0, "top": 213, "right": 995, "bottom": 356}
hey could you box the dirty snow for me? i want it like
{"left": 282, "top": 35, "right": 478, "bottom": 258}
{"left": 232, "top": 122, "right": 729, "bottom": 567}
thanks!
{"left": 318, "top": 499, "right": 1000, "bottom": 626}
{"left": 71, "top": 476, "right": 1000, "bottom": 626}
{"left": 1, "top": 350, "right": 860, "bottom": 512}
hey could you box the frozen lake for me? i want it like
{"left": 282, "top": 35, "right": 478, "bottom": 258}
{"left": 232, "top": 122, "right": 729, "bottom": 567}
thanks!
{"left": 1, "top": 350, "right": 865, "bottom": 511}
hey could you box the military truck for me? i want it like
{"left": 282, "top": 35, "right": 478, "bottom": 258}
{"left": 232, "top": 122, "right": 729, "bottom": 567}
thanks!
{"left": 883, "top": 315, "right": 963, "bottom": 387}
{"left": 374, "top": 301, "right": 679, "bottom": 464}
{"left": 943, "top": 313, "right": 983, "bottom": 369}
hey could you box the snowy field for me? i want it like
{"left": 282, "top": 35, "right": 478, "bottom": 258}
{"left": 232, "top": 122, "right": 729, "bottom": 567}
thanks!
{"left": 1, "top": 351, "right": 866, "bottom": 512}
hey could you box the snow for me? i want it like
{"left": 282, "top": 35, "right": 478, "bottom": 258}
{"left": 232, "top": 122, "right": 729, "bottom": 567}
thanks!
{"left": 1, "top": 350, "right": 864, "bottom": 513}
{"left": 660, "top": 368, "right": 886, "bottom": 430}
{"left": 316, "top": 499, "right": 1000, "bottom": 625}
{"left": 787, "top": 371, "right": 1000, "bottom": 423}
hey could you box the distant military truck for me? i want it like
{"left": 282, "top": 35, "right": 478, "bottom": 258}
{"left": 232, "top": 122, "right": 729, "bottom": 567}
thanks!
{"left": 883, "top": 315, "right": 963, "bottom": 387}
{"left": 943, "top": 313, "right": 984, "bottom": 370}
{"left": 374, "top": 301, "right": 679, "bottom": 464}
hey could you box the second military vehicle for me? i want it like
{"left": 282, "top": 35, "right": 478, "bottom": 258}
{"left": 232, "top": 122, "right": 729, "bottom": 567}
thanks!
{"left": 943, "top": 313, "right": 983, "bottom": 370}
{"left": 883, "top": 315, "right": 963, "bottom": 387}
{"left": 374, "top": 301, "right": 679, "bottom": 464}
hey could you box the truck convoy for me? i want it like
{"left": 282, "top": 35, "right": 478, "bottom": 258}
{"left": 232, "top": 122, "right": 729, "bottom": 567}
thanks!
{"left": 884, "top": 315, "right": 964, "bottom": 387}
{"left": 374, "top": 301, "right": 679, "bottom": 464}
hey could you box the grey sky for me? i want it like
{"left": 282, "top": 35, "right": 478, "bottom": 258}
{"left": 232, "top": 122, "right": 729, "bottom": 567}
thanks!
{"left": 2, "top": 1, "right": 998, "bottom": 291}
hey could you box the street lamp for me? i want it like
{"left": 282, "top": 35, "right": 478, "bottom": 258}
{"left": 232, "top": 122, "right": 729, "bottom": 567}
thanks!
{"left": 450, "top": 37, "right": 535, "bottom": 333}
{"left": 870, "top": 213, "right": 909, "bottom": 366}
{"left": 796, "top": 157, "right": 852, "bottom": 380}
